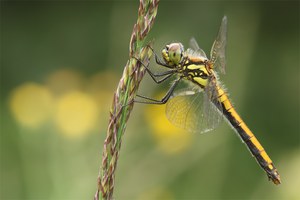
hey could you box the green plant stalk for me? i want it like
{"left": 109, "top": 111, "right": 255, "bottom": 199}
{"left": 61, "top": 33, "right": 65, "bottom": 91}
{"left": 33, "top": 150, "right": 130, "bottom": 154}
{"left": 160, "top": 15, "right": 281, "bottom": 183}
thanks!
{"left": 95, "top": 0, "right": 160, "bottom": 199}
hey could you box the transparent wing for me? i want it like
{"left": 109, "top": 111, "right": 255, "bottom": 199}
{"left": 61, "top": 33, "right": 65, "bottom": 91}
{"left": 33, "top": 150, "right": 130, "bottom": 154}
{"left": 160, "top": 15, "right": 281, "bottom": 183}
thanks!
{"left": 188, "top": 37, "right": 207, "bottom": 59}
{"left": 203, "top": 76, "right": 224, "bottom": 130}
{"left": 165, "top": 84, "right": 223, "bottom": 133}
{"left": 210, "top": 16, "right": 227, "bottom": 74}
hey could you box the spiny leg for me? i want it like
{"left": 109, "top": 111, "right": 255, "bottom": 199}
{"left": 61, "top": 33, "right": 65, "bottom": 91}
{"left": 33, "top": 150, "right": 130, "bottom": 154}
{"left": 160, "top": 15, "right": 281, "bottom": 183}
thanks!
{"left": 134, "top": 56, "right": 176, "bottom": 84}
{"left": 147, "top": 45, "right": 174, "bottom": 69}
{"left": 133, "top": 46, "right": 180, "bottom": 105}
{"left": 135, "top": 77, "right": 183, "bottom": 105}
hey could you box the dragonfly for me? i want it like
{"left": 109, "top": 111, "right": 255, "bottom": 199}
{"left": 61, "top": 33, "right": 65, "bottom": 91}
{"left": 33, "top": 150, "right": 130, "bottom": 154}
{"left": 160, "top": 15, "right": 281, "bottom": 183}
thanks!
{"left": 135, "top": 16, "right": 280, "bottom": 185}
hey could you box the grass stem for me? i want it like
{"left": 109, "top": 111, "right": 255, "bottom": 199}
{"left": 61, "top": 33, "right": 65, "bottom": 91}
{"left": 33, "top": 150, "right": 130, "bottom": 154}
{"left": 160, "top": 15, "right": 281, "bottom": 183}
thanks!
{"left": 94, "top": 1, "right": 160, "bottom": 199}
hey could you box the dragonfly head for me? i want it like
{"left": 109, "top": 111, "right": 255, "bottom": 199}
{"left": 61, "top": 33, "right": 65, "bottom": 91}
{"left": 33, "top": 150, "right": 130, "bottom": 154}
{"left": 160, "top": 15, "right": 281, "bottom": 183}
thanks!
{"left": 162, "top": 43, "right": 184, "bottom": 67}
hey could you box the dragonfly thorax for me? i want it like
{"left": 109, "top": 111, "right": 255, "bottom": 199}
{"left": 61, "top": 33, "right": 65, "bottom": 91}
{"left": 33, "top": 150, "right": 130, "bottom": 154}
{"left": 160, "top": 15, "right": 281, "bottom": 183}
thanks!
{"left": 183, "top": 63, "right": 210, "bottom": 88}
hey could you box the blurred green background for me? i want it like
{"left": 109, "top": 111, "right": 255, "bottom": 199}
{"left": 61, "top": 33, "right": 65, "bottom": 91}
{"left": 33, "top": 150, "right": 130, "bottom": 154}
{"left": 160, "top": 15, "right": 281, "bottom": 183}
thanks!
{"left": 1, "top": 0, "right": 299, "bottom": 199}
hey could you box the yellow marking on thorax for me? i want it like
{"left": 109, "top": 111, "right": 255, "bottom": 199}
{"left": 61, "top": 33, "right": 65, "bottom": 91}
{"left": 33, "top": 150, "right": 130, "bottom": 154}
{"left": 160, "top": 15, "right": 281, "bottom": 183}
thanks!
{"left": 186, "top": 64, "right": 204, "bottom": 70}
{"left": 188, "top": 64, "right": 209, "bottom": 87}
{"left": 193, "top": 77, "right": 207, "bottom": 87}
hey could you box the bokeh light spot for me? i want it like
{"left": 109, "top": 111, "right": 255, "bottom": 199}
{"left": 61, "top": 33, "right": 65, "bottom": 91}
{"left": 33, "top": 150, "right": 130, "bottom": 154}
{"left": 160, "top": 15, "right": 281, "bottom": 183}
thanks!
{"left": 278, "top": 151, "right": 300, "bottom": 199}
{"left": 54, "top": 91, "right": 99, "bottom": 137}
{"left": 9, "top": 82, "right": 54, "bottom": 128}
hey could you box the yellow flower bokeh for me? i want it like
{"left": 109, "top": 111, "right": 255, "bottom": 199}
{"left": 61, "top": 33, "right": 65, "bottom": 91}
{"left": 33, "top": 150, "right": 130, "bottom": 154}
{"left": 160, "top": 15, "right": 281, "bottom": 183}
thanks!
{"left": 144, "top": 93, "right": 192, "bottom": 154}
{"left": 54, "top": 91, "right": 99, "bottom": 137}
{"left": 8, "top": 70, "right": 118, "bottom": 137}
{"left": 9, "top": 82, "right": 54, "bottom": 128}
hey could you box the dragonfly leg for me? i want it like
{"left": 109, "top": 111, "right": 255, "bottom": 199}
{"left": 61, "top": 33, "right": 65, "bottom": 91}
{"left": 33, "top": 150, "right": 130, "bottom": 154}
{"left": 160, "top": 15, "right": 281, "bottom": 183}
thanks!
{"left": 147, "top": 45, "right": 174, "bottom": 69}
{"left": 135, "top": 77, "right": 182, "bottom": 105}
{"left": 134, "top": 56, "right": 176, "bottom": 84}
{"left": 151, "top": 73, "right": 174, "bottom": 84}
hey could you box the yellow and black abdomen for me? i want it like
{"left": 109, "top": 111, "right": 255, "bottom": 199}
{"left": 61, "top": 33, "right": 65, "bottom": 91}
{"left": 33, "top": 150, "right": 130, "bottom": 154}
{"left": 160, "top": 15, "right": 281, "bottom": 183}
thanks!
{"left": 215, "top": 86, "right": 281, "bottom": 185}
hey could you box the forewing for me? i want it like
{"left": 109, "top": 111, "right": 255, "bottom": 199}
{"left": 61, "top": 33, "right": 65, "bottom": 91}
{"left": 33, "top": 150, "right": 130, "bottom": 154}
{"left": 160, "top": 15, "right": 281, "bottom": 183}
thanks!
{"left": 165, "top": 88, "right": 223, "bottom": 133}
{"left": 189, "top": 37, "right": 207, "bottom": 59}
{"left": 210, "top": 16, "right": 227, "bottom": 74}
{"left": 203, "top": 78, "right": 224, "bottom": 131}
